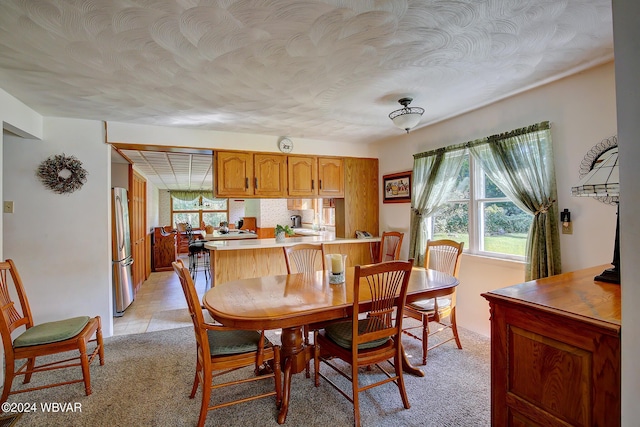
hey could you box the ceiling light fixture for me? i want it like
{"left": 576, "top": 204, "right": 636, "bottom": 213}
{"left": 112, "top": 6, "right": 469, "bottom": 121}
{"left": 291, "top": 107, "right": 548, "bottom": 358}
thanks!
{"left": 389, "top": 97, "right": 424, "bottom": 133}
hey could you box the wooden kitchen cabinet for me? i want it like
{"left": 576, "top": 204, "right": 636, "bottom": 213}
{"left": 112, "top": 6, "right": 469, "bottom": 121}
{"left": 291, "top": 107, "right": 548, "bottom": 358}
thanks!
{"left": 254, "top": 153, "right": 287, "bottom": 197}
{"left": 318, "top": 157, "right": 344, "bottom": 197}
{"left": 215, "top": 151, "right": 254, "bottom": 197}
{"left": 215, "top": 150, "right": 345, "bottom": 199}
{"left": 288, "top": 155, "right": 318, "bottom": 196}
{"left": 130, "top": 170, "right": 148, "bottom": 293}
{"left": 151, "top": 227, "right": 175, "bottom": 271}
{"left": 482, "top": 266, "right": 620, "bottom": 427}
{"left": 287, "top": 199, "right": 313, "bottom": 210}
{"left": 335, "top": 157, "right": 378, "bottom": 238}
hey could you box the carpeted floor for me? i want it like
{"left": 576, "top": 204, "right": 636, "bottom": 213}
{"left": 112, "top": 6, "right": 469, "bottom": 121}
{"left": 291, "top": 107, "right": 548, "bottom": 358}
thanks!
{"left": 5, "top": 324, "right": 490, "bottom": 426}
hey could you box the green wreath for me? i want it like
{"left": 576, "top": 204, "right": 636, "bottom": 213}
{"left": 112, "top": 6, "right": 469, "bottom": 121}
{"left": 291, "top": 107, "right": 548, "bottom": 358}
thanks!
{"left": 37, "top": 154, "right": 88, "bottom": 194}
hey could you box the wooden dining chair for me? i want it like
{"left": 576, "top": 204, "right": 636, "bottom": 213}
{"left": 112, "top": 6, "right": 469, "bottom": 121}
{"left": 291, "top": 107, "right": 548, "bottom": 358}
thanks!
{"left": 378, "top": 231, "right": 404, "bottom": 262}
{"left": 0, "top": 259, "right": 104, "bottom": 405}
{"left": 403, "top": 239, "right": 464, "bottom": 364}
{"left": 171, "top": 261, "right": 282, "bottom": 427}
{"left": 283, "top": 243, "right": 326, "bottom": 274}
{"left": 313, "top": 260, "right": 414, "bottom": 427}
{"left": 282, "top": 243, "right": 326, "bottom": 377}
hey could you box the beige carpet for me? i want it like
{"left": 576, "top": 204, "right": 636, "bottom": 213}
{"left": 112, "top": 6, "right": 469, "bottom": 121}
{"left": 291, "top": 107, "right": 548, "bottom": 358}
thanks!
{"left": 4, "top": 325, "right": 490, "bottom": 426}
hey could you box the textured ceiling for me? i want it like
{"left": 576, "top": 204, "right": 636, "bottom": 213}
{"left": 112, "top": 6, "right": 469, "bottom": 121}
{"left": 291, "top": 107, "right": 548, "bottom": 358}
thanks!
{"left": 0, "top": 0, "right": 614, "bottom": 190}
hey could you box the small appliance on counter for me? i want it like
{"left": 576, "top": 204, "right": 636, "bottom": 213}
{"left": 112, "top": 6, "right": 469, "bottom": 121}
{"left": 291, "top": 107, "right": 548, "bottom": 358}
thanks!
{"left": 291, "top": 215, "right": 302, "bottom": 228}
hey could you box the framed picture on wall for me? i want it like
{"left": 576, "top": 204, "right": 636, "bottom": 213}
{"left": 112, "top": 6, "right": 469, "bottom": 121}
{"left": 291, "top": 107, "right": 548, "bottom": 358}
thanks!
{"left": 383, "top": 171, "right": 412, "bottom": 203}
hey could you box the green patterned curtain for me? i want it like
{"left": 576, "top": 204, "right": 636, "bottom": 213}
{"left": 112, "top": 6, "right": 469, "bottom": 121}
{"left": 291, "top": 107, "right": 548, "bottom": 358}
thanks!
{"left": 469, "top": 121, "right": 560, "bottom": 280}
{"left": 169, "top": 190, "right": 214, "bottom": 201}
{"left": 409, "top": 148, "right": 467, "bottom": 266}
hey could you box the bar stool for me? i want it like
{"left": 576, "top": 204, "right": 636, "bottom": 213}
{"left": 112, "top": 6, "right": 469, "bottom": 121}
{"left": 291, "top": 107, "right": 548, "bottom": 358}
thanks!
{"left": 186, "top": 225, "right": 209, "bottom": 285}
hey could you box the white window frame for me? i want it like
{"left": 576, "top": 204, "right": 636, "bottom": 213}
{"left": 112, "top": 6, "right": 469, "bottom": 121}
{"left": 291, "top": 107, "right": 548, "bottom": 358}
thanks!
{"left": 431, "top": 153, "right": 529, "bottom": 262}
{"left": 171, "top": 196, "right": 229, "bottom": 229}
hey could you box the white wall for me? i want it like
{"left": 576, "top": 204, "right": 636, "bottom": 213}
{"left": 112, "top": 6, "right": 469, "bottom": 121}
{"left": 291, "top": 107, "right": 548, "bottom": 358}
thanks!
{"left": 111, "top": 162, "right": 129, "bottom": 189}
{"left": 158, "top": 190, "right": 171, "bottom": 226}
{"left": 374, "top": 61, "right": 618, "bottom": 336}
{"left": 612, "top": 1, "right": 640, "bottom": 422}
{"left": 0, "top": 88, "right": 43, "bottom": 140}
{"left": 3, "top": 117, "right": 112, "bottom": 335}
{"left": 146, "top": 182, "right": 159, "bottom": 230}
{"left": 107, "top": 121, "right": 376, "bottom": 158}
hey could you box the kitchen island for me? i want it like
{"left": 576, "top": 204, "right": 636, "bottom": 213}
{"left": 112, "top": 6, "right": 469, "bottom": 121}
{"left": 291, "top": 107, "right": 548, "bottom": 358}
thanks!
{"left": 204, "top": 234, "right": 380, "bottom": 287}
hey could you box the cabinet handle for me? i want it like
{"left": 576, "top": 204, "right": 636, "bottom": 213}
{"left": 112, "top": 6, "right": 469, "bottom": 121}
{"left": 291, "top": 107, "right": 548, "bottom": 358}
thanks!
{"left": 311, "top": 180, "right": 314, "bottom": 190}
{"left": 319, "top": 179, "right": 322, "bottom": 189}
{"left": 245, "top": 177, "right": 249, "bottom": 189}
{"left": 254, "top": 177, "right": 258, "bottom": 189}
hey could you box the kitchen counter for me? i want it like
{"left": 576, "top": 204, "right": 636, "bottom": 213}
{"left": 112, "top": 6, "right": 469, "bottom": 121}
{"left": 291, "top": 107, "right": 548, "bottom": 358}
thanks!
{"left": 201, "top": 230, "right": 258, "bottom": 241}
{"left": 205, "top": 235, "right": 380, "bottom": 287}
{"left": 204, "top": 233, "right": 373, "bottom": 250}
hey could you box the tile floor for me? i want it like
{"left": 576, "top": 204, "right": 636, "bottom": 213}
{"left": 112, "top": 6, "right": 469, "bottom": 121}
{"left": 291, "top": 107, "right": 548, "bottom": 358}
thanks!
{"left": 112, "top": 255, "right": 209, "bottom": 336}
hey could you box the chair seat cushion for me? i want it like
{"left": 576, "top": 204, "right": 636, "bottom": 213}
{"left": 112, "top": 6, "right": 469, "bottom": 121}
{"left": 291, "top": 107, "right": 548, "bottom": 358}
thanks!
{"left": 207, "top": 329, "right": 270, "bottom": 356}
{"left": 325, "top": 319, "right": 389, "bottom": 350}
{"left": 407, "top": 297, "right": 451, "bottom": 312}
{"left": 14, "top": 316, "right": 90, "bottom": 348}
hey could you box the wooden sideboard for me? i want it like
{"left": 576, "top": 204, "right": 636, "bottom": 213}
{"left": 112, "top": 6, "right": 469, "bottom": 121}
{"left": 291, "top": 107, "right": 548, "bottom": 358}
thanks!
{"left": 482, "top": 265, "right": 621, "bottom": 427}
{"left": 151, "top": 227, "right": 176, "bottom": 272}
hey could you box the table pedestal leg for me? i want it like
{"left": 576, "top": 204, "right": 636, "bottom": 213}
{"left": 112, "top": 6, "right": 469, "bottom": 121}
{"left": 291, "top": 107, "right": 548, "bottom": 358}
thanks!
{"left": 401, "top": 344, "right": 425, "bottom": 377}
{"left": 277, "top": 326, "right": 312, "bottom": 424}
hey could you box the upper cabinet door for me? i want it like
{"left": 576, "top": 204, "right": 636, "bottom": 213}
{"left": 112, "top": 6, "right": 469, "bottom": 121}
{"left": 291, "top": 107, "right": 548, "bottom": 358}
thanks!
{"left": 318, "top": 157, "right": 344, "bottom": 197}
{"left": 254, "top": 153, "right": 287, "bottom": 197}
{"left": 288, "top": 156, "right": 318, "bottom": 196}
{"left": 215, "top": 151, "right": 254, "bottom": 197}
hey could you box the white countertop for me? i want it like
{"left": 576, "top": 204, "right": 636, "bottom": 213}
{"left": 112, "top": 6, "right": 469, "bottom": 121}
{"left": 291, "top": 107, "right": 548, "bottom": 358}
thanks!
{"left": 204, "top": 234, "right": 380, "bottom": 251}
{"left": 201, "top": 230, "right": 258, "bottom": 241}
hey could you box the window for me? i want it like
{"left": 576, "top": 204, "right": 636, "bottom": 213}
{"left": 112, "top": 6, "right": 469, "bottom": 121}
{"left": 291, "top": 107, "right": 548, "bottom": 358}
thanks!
{"left": 431, "top": 154, "right": 532, "bottom": 259}
{"left": 172, "top": 196, "right": 228, "bottom": 228}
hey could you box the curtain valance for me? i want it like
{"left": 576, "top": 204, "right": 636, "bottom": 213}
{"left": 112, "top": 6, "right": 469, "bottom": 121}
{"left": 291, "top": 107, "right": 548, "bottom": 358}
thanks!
{"left": 169, "top": 190, "right": 214, "bottom": 201}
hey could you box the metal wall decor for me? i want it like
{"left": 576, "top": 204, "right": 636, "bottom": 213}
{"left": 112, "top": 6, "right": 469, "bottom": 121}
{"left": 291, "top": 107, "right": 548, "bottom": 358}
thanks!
{"left": 37, "top": 153, "right": 88, "bottom": 194}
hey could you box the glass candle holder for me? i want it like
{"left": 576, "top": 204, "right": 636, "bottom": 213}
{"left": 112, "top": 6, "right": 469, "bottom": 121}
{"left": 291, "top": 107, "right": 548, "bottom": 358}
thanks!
{"left": 325, "top": 254, "right": 347, "bottom": 284}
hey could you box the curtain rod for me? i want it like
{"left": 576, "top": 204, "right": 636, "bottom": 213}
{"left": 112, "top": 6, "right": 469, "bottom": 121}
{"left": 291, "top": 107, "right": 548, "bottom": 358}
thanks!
{"left": 413, "top": 121, "right": 550, "bottom": 159}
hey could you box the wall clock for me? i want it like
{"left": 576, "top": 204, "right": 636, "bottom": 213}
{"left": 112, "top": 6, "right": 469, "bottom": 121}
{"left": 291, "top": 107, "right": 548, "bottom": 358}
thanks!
{"left": 278, "top": 137, "right": 293, "bottom": 153}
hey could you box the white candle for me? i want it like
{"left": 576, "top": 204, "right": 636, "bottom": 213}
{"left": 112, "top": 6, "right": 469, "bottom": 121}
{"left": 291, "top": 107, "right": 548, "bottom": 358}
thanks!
{"left": 331, "top": 254, "right": 344, "bottom": 274}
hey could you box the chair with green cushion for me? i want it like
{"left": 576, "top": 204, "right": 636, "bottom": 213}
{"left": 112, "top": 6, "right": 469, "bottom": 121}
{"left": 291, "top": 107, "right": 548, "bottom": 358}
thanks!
{"left": 403, "top": 239, "right": 464, "bottom": 364}
{"left": 313, "top": 259, "right": 414, "bottom": 427}
{"left": 0, "top": 259, "right": 104, "bottom": 405}
{"left": 172, "top": 261, "right": 282, "bottom": 427}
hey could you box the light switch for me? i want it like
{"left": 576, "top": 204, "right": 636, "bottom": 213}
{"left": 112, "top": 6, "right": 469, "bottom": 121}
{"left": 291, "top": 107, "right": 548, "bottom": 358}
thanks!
{"left": 3, "top": 201, "right": 14, "bottom": 213}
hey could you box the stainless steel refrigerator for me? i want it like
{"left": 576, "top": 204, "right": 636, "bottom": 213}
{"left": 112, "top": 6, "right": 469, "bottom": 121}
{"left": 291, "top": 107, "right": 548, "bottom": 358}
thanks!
{"left": 112, "top": 187, "right": 134, "bottom": 316}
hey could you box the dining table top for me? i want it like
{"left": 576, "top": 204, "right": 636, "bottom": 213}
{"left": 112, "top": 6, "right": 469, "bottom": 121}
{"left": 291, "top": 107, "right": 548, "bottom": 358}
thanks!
{"left": 202, "top": 266, "right": 459, "bottom": 330}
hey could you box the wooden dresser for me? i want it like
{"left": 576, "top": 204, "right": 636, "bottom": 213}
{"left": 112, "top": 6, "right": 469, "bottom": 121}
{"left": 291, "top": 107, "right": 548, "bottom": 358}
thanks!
{"left": 482, "top": 265, "right": 620, "bottom": 427}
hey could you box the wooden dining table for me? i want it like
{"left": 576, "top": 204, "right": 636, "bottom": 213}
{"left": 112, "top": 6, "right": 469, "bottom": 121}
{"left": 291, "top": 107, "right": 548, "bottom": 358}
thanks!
{"left": 202, "top": 266, "right": 459, "bottom": 424}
